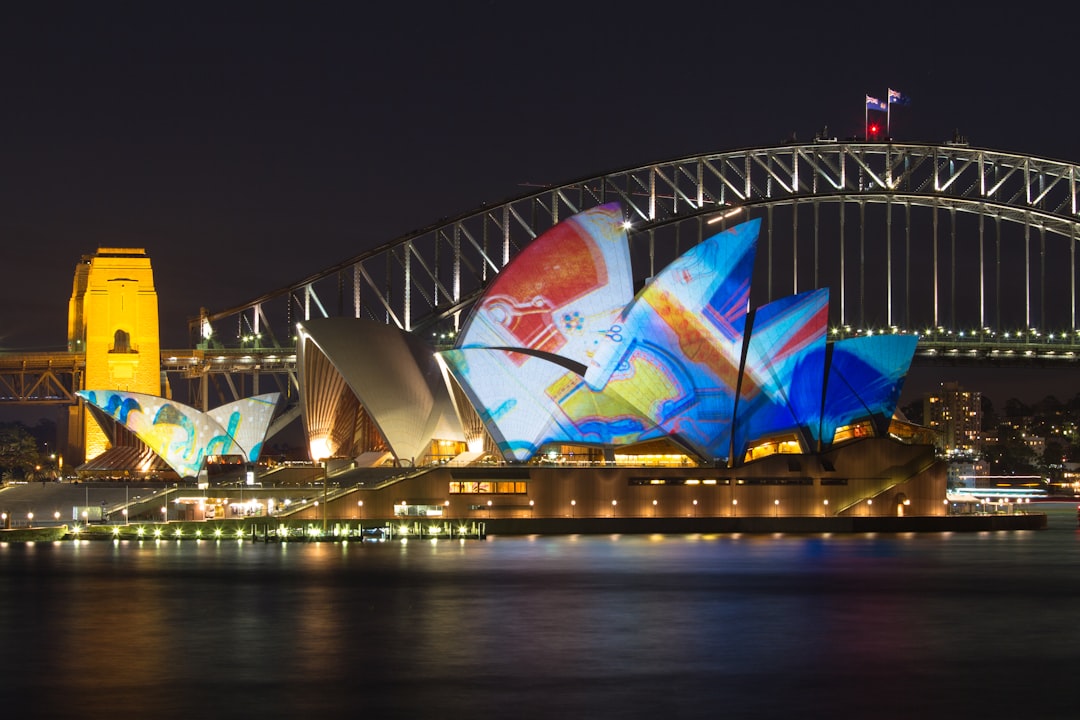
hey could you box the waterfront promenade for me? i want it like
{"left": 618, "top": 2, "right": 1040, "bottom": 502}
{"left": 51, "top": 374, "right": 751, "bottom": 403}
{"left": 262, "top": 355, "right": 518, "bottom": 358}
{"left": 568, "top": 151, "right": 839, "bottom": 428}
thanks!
{"left": 0, "top": 480, "right": 1051, "bottom": 541}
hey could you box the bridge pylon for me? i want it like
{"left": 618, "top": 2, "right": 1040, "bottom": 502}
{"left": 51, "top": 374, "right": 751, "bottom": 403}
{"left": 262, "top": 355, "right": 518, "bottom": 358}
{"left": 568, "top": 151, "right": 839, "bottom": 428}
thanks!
{"left": 67, "top": 248, "right": 164, "bottom": 464}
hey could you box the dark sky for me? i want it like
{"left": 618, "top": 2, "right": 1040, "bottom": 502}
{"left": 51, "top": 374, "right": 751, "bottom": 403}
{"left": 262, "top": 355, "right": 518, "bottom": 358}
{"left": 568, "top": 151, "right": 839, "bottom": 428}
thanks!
{"left": 1, "top": 1, "right": 1078, "bottom": 410}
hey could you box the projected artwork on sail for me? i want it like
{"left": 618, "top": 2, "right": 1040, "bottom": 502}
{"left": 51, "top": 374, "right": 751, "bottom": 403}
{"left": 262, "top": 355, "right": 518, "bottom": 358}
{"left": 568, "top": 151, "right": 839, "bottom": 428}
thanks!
{"left": 584, "top": 219, "right": 759, "bottom": 461}
{"left": 458, "top": 203, "right": 634, "bottom": 368}
{"left": 77, "top": 390, "right": 279, "bottom": 478}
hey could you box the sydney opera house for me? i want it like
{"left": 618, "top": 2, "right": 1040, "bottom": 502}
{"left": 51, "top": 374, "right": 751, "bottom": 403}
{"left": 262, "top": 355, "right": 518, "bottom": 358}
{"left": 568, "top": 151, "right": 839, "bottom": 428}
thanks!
{"left": 81, "top": 204, "right": 945, "bottom": 522}
{"left": 292, "top": 204, "right": 945, "bottom": 521}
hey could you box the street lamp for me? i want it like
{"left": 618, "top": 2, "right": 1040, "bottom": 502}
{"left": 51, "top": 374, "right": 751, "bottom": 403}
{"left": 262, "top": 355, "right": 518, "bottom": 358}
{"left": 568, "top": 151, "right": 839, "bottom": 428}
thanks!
{"left": 161, "top": 506, "right": 167, "bottom": 523}
{"left": 321, "top": 469, "right": 328, "bottom": 531}
{"left": 652, "top": 499, "right": 658, "bottom": 517}
{"left": 570, "top": 499, "right": 576, "bottom": 518}
{"left": 692, "top": 499, "right": 698, "bottom": 517}
{"left": 732, "top": 498, "right": 738, "bottom": 517}
{"left": 27, "top": 512, "right": 34, "bottom": 527}
{"left": 357, "top": 500, "right": 363, "bottom": 519}
{"left": 122, "top": 508, "right": 128, "bottom": 525}
{"left": 823, "top": 498, "right": 829, "bottom": 516}
{"left": 774, "top": 499, "right": 780, "bottom": 517}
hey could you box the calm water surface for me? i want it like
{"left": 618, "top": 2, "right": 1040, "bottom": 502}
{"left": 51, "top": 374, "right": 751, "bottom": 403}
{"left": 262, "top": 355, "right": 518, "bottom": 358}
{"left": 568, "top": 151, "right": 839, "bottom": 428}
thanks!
{"left": 3, "top": 505, "right": 1080, "bottom": 719}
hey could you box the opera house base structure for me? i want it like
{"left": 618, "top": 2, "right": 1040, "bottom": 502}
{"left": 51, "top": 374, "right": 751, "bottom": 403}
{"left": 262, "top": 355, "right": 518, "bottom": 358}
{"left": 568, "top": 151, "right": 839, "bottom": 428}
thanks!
{"left": 268, "top": 440, "right": 1041, "bottom": 534}
{"left": 278, "top": 438, "right": 954, "bottom": 527}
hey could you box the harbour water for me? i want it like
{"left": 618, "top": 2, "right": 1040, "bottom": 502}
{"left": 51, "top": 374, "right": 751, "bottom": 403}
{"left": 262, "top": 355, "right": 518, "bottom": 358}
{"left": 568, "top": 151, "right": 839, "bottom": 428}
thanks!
{"left": 2, "top": 504, "right": 1079, "bottom": 719}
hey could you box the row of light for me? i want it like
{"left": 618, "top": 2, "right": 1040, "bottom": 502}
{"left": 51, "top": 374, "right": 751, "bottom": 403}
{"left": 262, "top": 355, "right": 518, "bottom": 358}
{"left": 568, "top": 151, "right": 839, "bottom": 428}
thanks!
{"left": 1, "top": 511, "right": 107, "bottom": 526}
{"left": 4, "top": 495, "right": 915, "bottom": 528}
{"left": 99, "top": 525, "right": 349, "bottom": 539}
{"left": 830, "top": 325, "right": 1080, "bottom": 341}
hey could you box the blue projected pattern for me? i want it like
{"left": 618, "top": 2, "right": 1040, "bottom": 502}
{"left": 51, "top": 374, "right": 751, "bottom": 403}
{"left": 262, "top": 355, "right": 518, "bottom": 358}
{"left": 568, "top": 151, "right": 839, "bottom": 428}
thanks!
{"left": 439, "top": 208, "right": 918, "bottom": 464}
{"left": 732, "top": 289, "right": 828, "bottom": 459}
{"left": 819, "top": 335, "right": 918, "bottom": 443}
{"left": 78, "top": 390, "right": 280, "bottom": 478}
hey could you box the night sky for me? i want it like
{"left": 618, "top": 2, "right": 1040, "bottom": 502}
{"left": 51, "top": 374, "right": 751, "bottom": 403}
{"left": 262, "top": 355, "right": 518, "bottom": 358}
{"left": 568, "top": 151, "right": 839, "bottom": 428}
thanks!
{"left": 2, "top": 2, "right": 1078, "bottom": 411}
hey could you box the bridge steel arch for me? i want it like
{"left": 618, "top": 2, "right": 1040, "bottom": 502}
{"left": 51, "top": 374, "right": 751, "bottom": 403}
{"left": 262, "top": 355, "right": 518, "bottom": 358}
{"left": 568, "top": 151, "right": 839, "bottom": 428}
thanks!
{"left": 192, "top": 141, "right": 1080, "bottom": 366}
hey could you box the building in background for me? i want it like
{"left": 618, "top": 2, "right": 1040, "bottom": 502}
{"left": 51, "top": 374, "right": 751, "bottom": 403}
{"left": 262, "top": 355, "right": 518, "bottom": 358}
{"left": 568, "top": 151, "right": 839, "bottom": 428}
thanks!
{"left": 924, "top": 381, "right": 982, "bottom": 456}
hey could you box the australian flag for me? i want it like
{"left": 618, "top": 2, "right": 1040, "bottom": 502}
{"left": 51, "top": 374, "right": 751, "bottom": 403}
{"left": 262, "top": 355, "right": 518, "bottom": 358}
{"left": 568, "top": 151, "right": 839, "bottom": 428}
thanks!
{"left": 866, "top": 95, "right": 887, "bottom": 112}
{"left": 888, "top": 88, "right": 911, "bottom": 106}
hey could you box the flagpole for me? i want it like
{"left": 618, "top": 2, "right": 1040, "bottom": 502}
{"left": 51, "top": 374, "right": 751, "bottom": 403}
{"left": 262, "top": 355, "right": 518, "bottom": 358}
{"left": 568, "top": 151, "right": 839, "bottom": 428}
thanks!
{"left": 887, "top": 92, "right": 891, "bottom": 137}
{"left": 865, "top": 98, "right": 868, "bottom": 140}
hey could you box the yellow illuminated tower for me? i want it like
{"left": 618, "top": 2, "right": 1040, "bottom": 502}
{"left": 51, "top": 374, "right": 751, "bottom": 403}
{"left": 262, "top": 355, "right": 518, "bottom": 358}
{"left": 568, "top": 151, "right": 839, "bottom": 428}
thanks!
{"left": 67, "top": 248, "right": 163, "bottom": 462}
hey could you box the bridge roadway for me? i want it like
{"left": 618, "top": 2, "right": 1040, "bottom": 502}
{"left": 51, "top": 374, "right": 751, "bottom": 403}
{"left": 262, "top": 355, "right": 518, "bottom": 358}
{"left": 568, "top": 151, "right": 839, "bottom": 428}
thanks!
{"left": 0, "top": 348, "right": 297, "bottom": 405}
{"left": 2, "top": 329, "right": 1080, "bottom": 405}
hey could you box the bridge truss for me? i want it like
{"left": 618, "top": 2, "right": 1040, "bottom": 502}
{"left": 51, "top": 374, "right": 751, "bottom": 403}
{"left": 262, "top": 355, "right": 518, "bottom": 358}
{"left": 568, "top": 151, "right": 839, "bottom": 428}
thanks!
{"left": 196, "top": 141, "right": 1080, "bottom": 354}
{"left": 0, "top": 353, "right": 84, "bottom": 405}
{"left": 159, "top": 141, "right": 1080, "bottom": 417}
{"left": 6, "top": 141, "right": 1077, "bottom": 426}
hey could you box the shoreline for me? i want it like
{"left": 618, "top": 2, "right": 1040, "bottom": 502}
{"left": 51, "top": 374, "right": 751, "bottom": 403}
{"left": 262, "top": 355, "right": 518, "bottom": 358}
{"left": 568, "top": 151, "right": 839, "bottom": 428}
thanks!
{"left": 482, "top": 513, "right": 1049, "bottom": 535}
{"left": 1, "top": 512, "right": 1048, "bottom": 543}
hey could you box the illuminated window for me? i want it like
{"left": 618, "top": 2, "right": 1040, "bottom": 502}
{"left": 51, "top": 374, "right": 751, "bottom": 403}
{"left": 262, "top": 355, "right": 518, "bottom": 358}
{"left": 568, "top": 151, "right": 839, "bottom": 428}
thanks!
{"left": 448, "top": 481, "right": 527, "bottom": 494}
{"left": 831, "top": 420, "right": 875, "bottom": 445}
{"left": 742, "top": 434, "right": 804, "bottom": 463}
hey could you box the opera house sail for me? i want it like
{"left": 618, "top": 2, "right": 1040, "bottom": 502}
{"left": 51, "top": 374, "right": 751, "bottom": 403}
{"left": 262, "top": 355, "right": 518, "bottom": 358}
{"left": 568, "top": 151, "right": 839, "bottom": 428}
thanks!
{"left": 76, "top": 390, "right": 280, "bottom": 479}
{"left": 296, "top": 317, "right": 466, "bottom": 467}
{"left": 435, "top": 206, "right": 918, "bottom": 468}
{"left": 438, "top": 203, "right": 661, "bottom": 461}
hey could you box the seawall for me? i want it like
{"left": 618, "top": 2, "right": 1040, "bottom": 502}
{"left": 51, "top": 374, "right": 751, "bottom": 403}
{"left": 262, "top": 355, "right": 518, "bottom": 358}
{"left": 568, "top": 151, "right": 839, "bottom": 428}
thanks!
{"left": 480, "top": 513, "right": 1048, "bottom": 536}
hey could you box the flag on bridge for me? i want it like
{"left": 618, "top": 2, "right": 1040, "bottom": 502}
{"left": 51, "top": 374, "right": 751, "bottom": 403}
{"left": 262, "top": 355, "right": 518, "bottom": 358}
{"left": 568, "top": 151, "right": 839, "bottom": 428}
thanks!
{"left": 866, "top": 95, "right": 887, "bottom": 112}
{"left": 887, "top": 88, "right": 910, "bottom": 137}
{"left": 888, "top": 88, "right": 911, "bottom": 106}
{"left": 865, "top": 95, "right": 887, "bottom": 140}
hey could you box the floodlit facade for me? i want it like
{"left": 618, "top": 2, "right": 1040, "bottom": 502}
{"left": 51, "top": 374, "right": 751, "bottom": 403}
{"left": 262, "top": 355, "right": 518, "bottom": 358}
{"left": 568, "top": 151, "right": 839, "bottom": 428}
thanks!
{"left": 77, "top": 390, "right": 280, "bottom": 478}
{"left": 67, "top": 248, "right": 162, "bottom": 462}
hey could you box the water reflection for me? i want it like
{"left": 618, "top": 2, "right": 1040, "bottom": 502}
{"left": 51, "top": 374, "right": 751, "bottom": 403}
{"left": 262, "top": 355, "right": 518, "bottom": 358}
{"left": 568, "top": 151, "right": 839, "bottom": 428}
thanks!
{"left": 1, "top": 505, "right": 1078, "bottom": 719}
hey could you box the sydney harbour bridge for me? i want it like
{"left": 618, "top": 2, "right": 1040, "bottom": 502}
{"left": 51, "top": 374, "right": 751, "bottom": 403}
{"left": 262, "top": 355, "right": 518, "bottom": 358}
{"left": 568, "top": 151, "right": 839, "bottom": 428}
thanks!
{"left": 4, "top": 139, "right": 1080, "bottom": 421}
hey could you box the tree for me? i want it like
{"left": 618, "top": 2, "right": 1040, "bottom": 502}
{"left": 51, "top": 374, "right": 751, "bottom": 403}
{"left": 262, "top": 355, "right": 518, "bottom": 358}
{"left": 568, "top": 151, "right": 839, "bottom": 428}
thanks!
{"left": 900, "top": 398, "right": 924, "bottom": 425}
{"left": 0, "top": 423, "right": 40, "bottom": 480}
{"left": 1042, "top": 440, "right": 1065, "bottom": 479}
{"left": 1033, "top": 395, "right": 1063, "bottom": 417}
{"left": 1004, "top": 397, "right": 1031, "bottom": 419}
{"left": 981, "top": 396, "right": 998, "bottom": 432}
